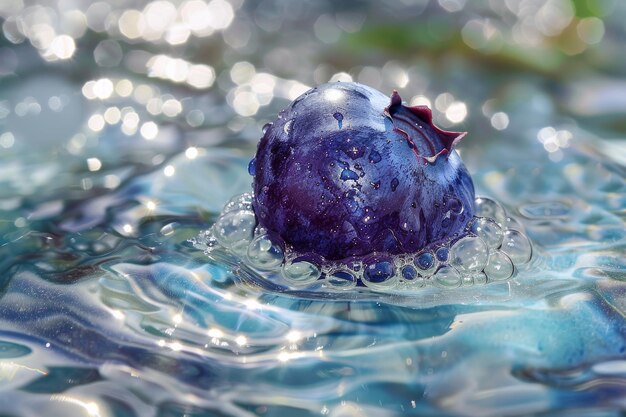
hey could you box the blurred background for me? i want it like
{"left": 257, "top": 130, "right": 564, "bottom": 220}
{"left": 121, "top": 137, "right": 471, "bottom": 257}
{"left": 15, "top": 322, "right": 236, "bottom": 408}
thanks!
{"left": 1, "top": 0, "right": 625, "bottom": 158}
{"left": 1, "top": 0, "right": 625, "bottom": 238}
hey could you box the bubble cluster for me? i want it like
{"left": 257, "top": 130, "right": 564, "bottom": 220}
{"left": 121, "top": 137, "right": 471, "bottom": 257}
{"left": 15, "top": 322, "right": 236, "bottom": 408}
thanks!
{"left": 192, "top": 194, "right": 532, "bottom": 292}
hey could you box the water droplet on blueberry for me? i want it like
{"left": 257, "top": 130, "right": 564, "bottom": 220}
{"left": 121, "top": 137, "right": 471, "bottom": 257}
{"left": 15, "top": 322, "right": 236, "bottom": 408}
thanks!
{"left": 333, "top": 112, "right": 343, "bottom": 129}
{"left": 252, "top": 82, "right": 474, "bottom": 264}
{"left": 390, "top": 177, "right": 399, "bottom": 192}
{"left": 248, "top": 158, "right": 256, "bottom": 176}
{"left": 340, "top": 169, "right": 359, "bottom": 181}
{"left": 368, "top": 150, "right": 381, "bottom": 163}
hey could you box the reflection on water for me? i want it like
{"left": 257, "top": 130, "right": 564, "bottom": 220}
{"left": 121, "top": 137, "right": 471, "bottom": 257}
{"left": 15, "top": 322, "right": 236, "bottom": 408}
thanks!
{"left": 1, "top": 1, "right": 626, "bottom": 416}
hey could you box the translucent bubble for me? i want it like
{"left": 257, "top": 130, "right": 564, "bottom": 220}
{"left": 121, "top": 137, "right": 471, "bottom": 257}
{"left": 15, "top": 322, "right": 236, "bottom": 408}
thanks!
{"left": 401, "top": 265, "right": 418, "bottom": 281}
{"left": 363, "top": 260, "right": 394, "bottom": 283}
{"left": 282, "top": 261, "right": 321, "bottom": 285}
{"left": 504, "top": 216, "right": 525, "bottom": 232}
{"left": 449, "top": 236, "right": 488, "bottom": 273}
{"left": 397, "top": 273, "right": 425, "bottom": 290}
{"left": 414, "top": 251, "right": 437, "bottom": 276}
{"left": 347, "top": 261, "right": 362, "bottom": 272}
{"left": 230, "top": 238, "right": 250, "bottom": 256}
{"left": 412, "top": 275, "right": 425, "bottom": 288}
{"left": 246, "top": 234, "right": 284, "bottom": 270}
{"left": 213, "top": 210, "right": 256, "bottom": 248}
{"left": 433, "top": 266, "right": 461, "bottom": 288}
{"left": 484, "top": 250, "right": 514, "bottom": 281}
{"left": 223, "top": 193, "right": 253, "bottom": 213}
{"left": 362, "top": 260, "right": 397, "bottom": 289}
{"left": 253, "top": 225, "right": 267, "bottom": 238}
{"left": 475, "top": 196, "right": 506, "bottom": 226}
{"left": 464, "top": 272, "right": 488, "bottom": 286}
{"left": 473, "top": 272, "right": 488, "bottom": 285}
{"left": 501, "top": 229, "right": 532, "bottom": 265}
{"left": 469, "top": 217, "right": 503, "bottom": 249}
{"left": 190, "top": 231, "right": 216, "bottom": 252}
{"left": 204, "top": 235, "right": 218, "bottom": 252}
{"left": 435, "top": 246, "right": 449, "bottom": 262}
{"left": 325, "top": 270, "right": 356, "bottom": 290}
{"left": 400, "top": 265, "right": 425, "bottom": 288}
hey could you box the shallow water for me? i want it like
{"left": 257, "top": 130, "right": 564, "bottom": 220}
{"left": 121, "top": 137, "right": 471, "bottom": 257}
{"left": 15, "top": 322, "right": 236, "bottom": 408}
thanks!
{"left": 2, "top": 1, "right": 626, "bottom": 416}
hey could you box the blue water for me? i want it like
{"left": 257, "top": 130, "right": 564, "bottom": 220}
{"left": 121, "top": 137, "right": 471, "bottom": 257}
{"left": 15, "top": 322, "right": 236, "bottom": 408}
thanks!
{"left": 2, "top": 1, "right": 626, "bottom": 416}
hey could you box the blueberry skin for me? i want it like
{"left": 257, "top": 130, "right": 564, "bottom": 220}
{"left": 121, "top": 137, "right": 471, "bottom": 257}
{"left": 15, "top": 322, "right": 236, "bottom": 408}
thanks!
{"left": 252, "top": 82, "right": 475, "bottom": 262}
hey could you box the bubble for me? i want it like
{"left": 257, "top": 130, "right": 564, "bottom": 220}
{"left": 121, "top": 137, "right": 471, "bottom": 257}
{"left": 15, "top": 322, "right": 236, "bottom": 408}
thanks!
{"left": 401, "top": 265, "right": 418, "bottom": 281}
{"left": 447, "top": 197, "right": 464, "bottom": 215}
{"left": 415, "top": 251, "right": 437, "bottom": 276}
{"left": 396, "top": 274, "right": 425, "bottom": 291}
{"left": 213, "top": 210, "right": 256, "bottom": 249}
{"left": 230, "top": 239, "right": 250, "bottom": 256}
{"left": 223, "top": 193, "right": 254, "bottom": 213}
{"left": 347, "top": 261, "right": 362, "bottom": 272}
{"left": 283, "top": 119, "right": 293, "bottom": 134}
{"left": 475, "top": 196, "right": 506, "bottom": 226}
{"left": 363, "top": 260, "right": 394, "bottom": 283}
{"left": 247, "top": 234, "right": 284, "bottom": 270}
{"left": 400, "top": 264, "right": 426, "bottom": 289}
{"left": 504, "top": 216, "right": 525, "bottom": 232}
{"left": 467, "top": 272, "right": 488, "bottom": 286}
{"left": 484, "top": 250, "right": 514, "bottom": 281}
{"left": 412, "top": 275, "right": 426, "bottom": 288}
{"left": 282, "top": 261, "right": 321, "bottom": 285}
{"left": 469, "top": 217, "right": 503, "bottom": 249}
{"left": 253, "top": 225, "right": 267, "bottom": 237}
{"left": 363, "top": 260, "right": 397, "bottom": 289}
{"left": 198, "top": 182, "right": 530, "bottom": 293}
{"left": 474, "top": 272, "right": 488, "bottom": 285}
{"left": 435, "top": 246, "right": 449, "bottom": 263}
{"left": 449, "top": 236, "right": 489, "bottom": 273}
{"left": 191, "top": 230, "right": 218, "bottom": 253}
{"left": 501, "top": 229, "right": 532, "bottom": 265}
{"left": 462, "top": 274, "right": 474, "bottom": 286}
{"left": 325, "top": 270, "right": 356, "bottom": 290}
{"left": 433, "top": 266, "right": 461, "bottom": 288}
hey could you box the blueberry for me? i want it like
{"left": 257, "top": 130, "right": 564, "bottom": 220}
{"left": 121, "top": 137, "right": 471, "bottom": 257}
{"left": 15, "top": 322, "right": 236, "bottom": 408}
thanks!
{"left": 251, "top": 82, "right": 475, "bottom": 262}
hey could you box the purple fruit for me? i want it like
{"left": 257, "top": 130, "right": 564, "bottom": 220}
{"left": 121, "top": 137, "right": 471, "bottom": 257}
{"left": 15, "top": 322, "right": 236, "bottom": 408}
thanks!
{"left": 251, "top": 82, "right": 475, "bottom": 263}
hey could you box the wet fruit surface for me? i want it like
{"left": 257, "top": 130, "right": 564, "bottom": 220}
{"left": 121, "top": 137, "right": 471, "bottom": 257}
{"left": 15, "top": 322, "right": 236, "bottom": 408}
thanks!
{"left": 251, "top": 82, "right": 475, "bottom": 262}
